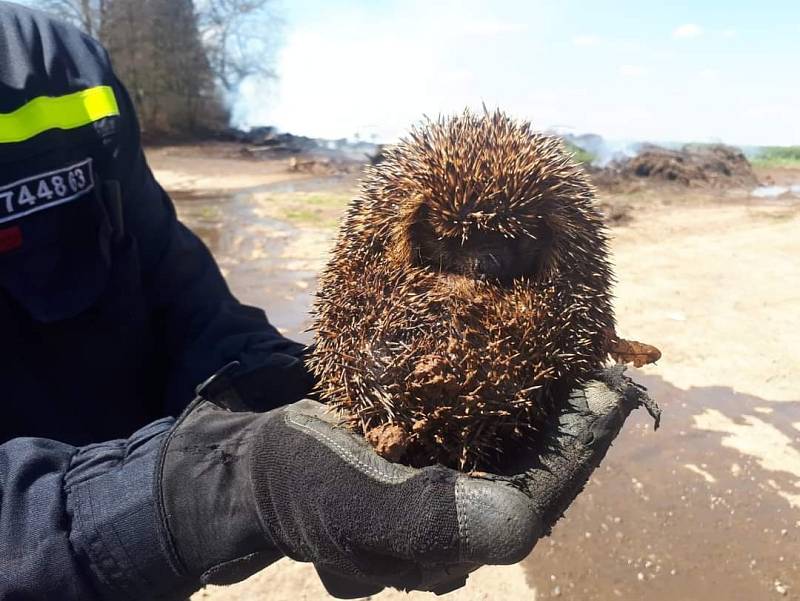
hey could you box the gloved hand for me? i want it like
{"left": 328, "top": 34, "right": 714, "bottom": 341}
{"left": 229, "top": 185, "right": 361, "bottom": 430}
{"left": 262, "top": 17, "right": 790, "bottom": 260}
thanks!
{"left": 155, "top": 366, "right": 659, "bottom": 598}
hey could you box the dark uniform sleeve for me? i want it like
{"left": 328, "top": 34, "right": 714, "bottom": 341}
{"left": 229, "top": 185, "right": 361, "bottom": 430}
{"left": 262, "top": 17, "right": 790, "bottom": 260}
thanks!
{"left": 110, "top": 79, "right": 315, "bottom": 415}
{"left": 0, "top": 419, "right": 197, "bottom": 601}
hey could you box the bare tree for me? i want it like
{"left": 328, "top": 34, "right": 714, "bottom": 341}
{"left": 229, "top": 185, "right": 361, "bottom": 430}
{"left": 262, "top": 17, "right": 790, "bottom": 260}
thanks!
{"left": 33, "top": 0, "right": 109, "bottom": 38}
{"left": 25, "top": 0, "right": 280, "bottom": 136}
{"left": 29, "top": 0, "right": 282, "bottom": 94}
{"left": 197, "top": 0, "right": 280, "bottom": 92}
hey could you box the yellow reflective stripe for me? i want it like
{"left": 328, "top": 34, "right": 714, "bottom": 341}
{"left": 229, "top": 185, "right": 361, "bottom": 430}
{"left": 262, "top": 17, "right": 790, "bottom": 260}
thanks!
{"left": 0, "top": 85, "right": 119, "bottom": 144}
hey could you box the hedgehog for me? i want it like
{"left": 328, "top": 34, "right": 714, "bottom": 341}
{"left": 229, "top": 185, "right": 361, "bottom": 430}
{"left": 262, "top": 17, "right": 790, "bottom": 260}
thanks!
{"left": 309, "top": 109, "right": 624, "bottom": 471}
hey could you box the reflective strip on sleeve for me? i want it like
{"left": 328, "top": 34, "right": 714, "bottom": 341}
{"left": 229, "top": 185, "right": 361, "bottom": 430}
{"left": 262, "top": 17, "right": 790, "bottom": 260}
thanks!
{"left": 0, "top": 85, "right": 120, "bottom": 144}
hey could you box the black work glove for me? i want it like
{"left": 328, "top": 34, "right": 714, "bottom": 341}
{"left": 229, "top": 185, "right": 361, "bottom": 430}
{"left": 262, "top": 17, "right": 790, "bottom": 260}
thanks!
{"left": 155, "top": 366, "right": 658, "bottom": 598}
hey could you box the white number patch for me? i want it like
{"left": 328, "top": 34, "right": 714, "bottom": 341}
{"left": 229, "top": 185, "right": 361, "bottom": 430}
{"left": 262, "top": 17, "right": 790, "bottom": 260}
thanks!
{"left": 0, "top": 158, "right": 95, "bottom": 225}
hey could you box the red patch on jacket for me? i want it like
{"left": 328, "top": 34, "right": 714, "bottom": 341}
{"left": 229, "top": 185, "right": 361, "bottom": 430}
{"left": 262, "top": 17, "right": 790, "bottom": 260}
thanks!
{"left": 0, "top": 225, "right": 23, "bottom": 253}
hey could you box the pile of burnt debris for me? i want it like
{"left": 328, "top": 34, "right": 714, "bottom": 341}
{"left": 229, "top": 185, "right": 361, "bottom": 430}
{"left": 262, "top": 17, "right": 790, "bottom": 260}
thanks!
{"left": 587, "top": 143, "right": 758, "bottom": 188}
{"left": 223, "top": 126, "right": 757, "bottom": 189}
{"left": 226, "top": 126, "right": 376, "bottom": 158}
{"left": 230, "top": 126, "right": 322, "bottom": 154}
{"left": 222, "top": 126, "right": 380, "bottom": 175}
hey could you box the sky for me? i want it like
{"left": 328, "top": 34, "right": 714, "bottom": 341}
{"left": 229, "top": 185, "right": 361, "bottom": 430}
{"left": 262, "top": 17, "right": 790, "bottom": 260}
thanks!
{"left": 232, "top": 0, "right": 800, "bottom": 146}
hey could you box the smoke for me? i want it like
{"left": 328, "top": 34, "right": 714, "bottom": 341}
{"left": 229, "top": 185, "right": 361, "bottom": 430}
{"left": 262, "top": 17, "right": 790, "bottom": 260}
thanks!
{"left": 230, "top": 75, "right": 279, "bottom": 130}
{"left": 560, "top": 133, "right": 643, "bottom": 167}
{"left": 224, "top": 1, "right": 559, "bottom": 142}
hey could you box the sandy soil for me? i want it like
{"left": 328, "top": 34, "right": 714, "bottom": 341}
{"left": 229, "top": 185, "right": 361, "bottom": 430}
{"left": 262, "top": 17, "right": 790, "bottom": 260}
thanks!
{"left": 147, "top": 145, "right": 800, "bottom": 601}
{"left": 147, "top": 143, "right": 312, "bottom": 192}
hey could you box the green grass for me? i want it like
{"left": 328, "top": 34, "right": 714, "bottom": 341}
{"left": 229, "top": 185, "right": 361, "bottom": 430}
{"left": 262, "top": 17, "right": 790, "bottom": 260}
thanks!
{"left": 563, "top": 141, "right": 596, "bottom": 165}
{"left": 198, "top": 206, "right": 222, "bottom": 221}
{"left": 283, "top": 208, "right": 330, "bottom": 223}
{"left": 282, "top": 193, "right": 344, "bottom": 206}
{"left": 751, "top": 146, "right": 800, "bottom": 168}
{"left": 260, "top": 191, "right": 352, "bottom": 227}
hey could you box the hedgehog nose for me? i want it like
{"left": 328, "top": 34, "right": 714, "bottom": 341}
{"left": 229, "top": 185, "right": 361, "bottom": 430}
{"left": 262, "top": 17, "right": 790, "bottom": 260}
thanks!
{"left": 475, "top": 253, "right": 502, "bottom": 277}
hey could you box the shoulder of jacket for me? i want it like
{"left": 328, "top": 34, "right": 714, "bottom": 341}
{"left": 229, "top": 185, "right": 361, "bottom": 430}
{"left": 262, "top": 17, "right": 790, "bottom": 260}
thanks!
{"left": 0, "top": 1, "right": 113, "bottom": 112}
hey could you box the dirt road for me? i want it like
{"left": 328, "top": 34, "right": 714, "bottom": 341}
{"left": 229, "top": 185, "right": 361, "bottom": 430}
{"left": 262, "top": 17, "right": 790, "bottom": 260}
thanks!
{"left": 148, "top": 144, "right": 800, "bottom": 601}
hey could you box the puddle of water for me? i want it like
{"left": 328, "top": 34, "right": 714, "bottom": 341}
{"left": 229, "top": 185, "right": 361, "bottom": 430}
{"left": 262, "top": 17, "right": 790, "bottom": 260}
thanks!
{"left": 173, "top": 185, "right": 319, "bottom": 344}
{"left": 752, "top": 183, "right": 800, "bottom": 198}
{"left": 523, "top": 374, "right": 800, "bottom": 600}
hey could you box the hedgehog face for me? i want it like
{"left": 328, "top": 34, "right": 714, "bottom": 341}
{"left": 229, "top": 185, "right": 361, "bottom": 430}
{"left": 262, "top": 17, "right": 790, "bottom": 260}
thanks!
{"left": 372, "top": 111, "right": 598, "bottom": 287}
{"left": 408, "top": 208, "right": 553, "bottom": 283}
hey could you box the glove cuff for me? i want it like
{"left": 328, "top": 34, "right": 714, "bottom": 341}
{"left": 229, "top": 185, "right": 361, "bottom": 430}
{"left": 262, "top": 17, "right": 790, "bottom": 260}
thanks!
{"left": 65, "top": 419, "right": 198, "bottom": 600}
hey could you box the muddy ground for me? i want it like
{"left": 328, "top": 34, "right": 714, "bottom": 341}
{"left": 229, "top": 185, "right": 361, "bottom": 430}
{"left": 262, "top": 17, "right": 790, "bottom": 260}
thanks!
{"left": 146, "top": 143, "right": 800, "bottom": 601}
